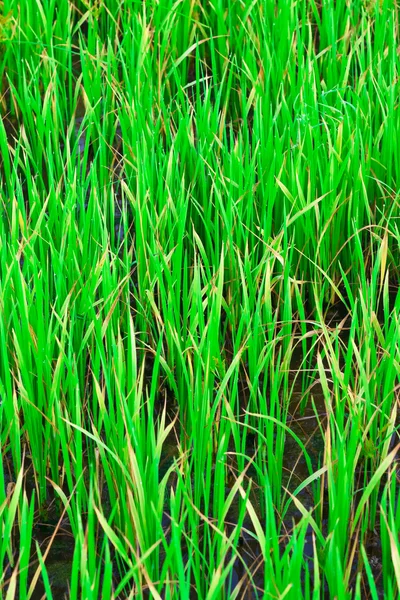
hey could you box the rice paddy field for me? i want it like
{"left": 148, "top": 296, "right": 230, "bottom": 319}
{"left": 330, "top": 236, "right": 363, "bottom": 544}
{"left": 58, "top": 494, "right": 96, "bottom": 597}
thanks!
{"left": 1, "top": 0, "right": 400, "bottom": 598}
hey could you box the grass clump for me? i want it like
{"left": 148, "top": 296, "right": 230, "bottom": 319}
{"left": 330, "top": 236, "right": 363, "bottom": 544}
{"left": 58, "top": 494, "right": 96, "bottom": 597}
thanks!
{"left": 0, "top": 0, "right": 399, "bottom": 598}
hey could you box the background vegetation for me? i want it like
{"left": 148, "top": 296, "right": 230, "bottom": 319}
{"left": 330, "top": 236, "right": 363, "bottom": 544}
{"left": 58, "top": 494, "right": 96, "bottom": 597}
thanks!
{"left": 0, "top": 0, "right": 399, "bottom": 598}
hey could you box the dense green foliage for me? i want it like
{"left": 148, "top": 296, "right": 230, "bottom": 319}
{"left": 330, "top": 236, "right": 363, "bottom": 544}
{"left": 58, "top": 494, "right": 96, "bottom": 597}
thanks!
{"left": 0, "top": 0, "right": 399, "bottom": 598}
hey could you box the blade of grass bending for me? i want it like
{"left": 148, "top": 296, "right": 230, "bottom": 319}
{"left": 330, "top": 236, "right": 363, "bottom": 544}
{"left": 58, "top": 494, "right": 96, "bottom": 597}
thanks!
{"left": 167, "top": 36, "right": 228, "bottom": 79}
{"left": 282, "top": 488, "right": 326, "bottom": 548}
{"left": 350, "top": 445, "right": 400, "bottom": 537}
{"left": 281, "top": 464, "right": 329, "bottom": 522}
{"left": 94, "top": 503, "right": 163, "bottom": 600}
{"left": 61, "top": 417, "right": 134, "bottom": 487}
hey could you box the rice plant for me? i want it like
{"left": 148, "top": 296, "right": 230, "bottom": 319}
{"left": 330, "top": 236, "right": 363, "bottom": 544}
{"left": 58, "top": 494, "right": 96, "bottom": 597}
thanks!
{"left": 0, "top": 0, "right": 399, "bottom": 598}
